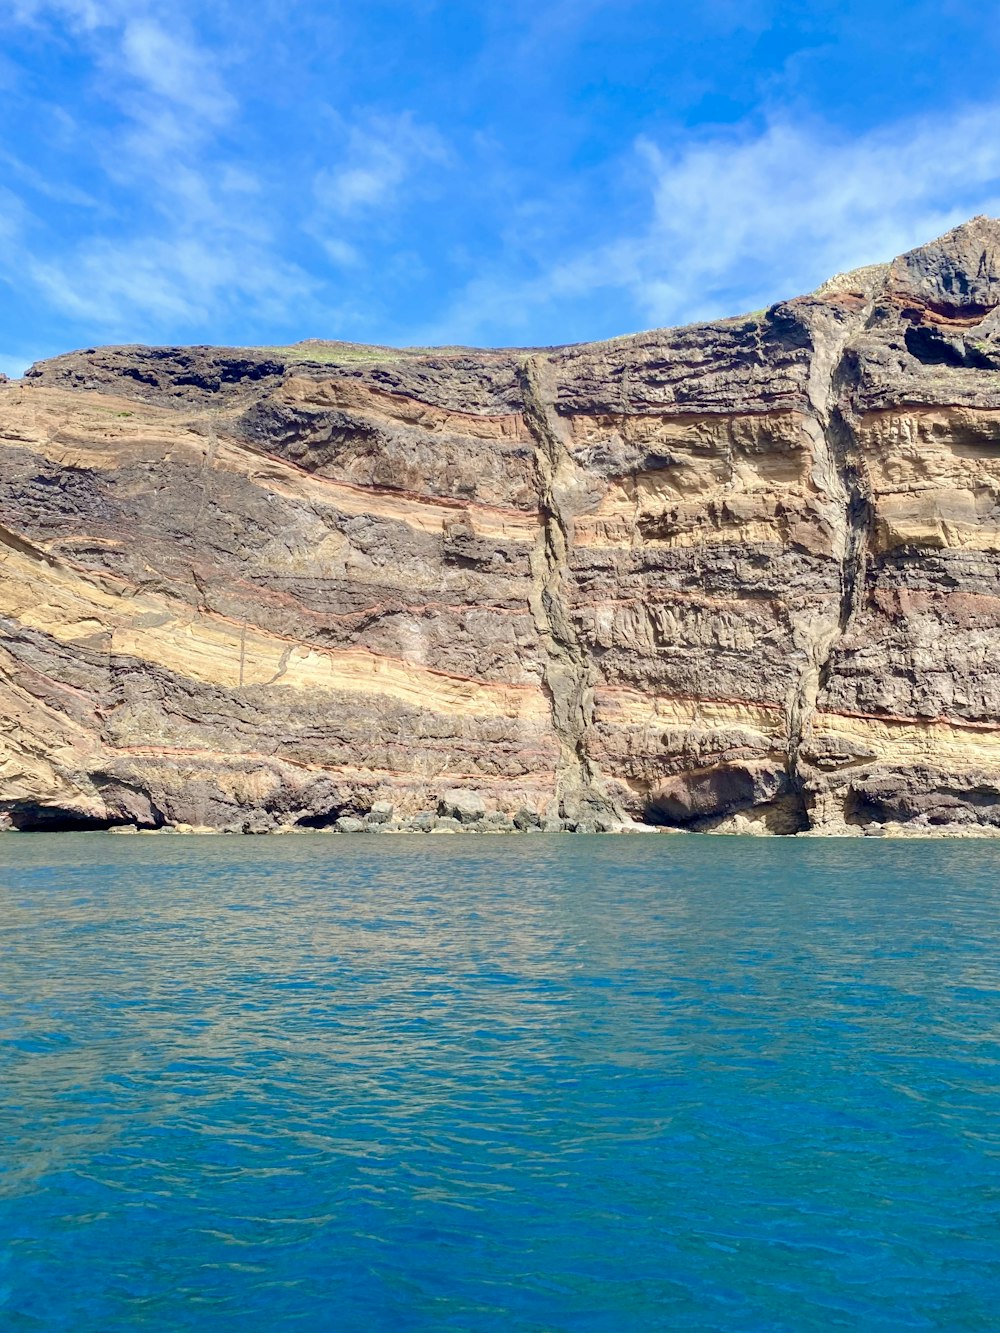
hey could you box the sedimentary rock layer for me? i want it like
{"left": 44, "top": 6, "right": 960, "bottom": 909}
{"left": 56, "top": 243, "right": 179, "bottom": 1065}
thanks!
{"left": 5, "top": 217, "right": 1000, "bottom": 833}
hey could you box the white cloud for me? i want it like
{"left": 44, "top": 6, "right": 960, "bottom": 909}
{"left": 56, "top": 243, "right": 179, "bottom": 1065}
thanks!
{"left": 0, "top": 184, "right": 32, "bottom": 243}
{"left": 313, "top": 113, "right": 447, "bottom": 216}
{"left": 10, "top": 2, "right": 1000, "bottom": 353}
{"left": 559, "top": 104, "right": 1000, "bottom": 326}
{"left": 304, "top": 111, "right": 448, "bottom": 292}
{"left": 27, "top": 233, "right": 316, "bottom": 331}
{"left": 425, "top": 101, "right": 1000, "bottom": 344}
{"left": 7, "top": 0, "right": 110, "bottom": 25}
{"left": 3, "top": 5, "right": 451, "bottom": 341}
{"left": 119, "top": 17, "right": 234, "bottom": 122}
{"left": 0, "top": 148, "right": 99, "bottom": 206}
{"left": 1, "top": 0, "right": 329, "bottom": 339}
{"left": 321, "top": 238, "right": 362, "bottom": 267}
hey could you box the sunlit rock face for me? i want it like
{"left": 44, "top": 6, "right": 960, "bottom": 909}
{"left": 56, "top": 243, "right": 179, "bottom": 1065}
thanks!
{"left": 5, "top": 217, "right": 1000, "bottom": 835}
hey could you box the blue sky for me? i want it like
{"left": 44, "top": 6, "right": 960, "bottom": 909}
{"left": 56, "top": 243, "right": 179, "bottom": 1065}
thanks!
{"left": 3, "top": 0, "right": 1000, "bottom": 373}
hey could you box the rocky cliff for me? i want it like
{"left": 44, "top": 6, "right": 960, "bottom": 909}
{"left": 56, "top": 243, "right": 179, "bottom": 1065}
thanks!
{"left": 4, "top": 217, "right": 1000, "bottom": 835}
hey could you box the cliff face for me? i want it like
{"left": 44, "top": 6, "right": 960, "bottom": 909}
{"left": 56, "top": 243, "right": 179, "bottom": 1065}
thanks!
{"left": 5, "top": 217, "right": 1000, "bottom": 834}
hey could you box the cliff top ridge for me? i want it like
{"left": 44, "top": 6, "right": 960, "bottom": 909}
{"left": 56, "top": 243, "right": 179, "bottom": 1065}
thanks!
{"left": 15, "top": 214, "right": 1000, "bottom": 393}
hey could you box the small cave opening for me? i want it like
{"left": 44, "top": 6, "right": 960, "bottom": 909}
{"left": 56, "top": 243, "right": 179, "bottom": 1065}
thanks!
{"left": 843, "top": 787, "right": 889, "bottom": 829}
{"left": 5, "top": 804, "right": 129, "bottom": 832}
{"left": 295, "top": 808, "right": 343, "bottom": 829}
{"left": 903, "top": 325, "right": 995, "bottom": 369}
{"left": 642, "top": 764, "right": 810, "bottom": 835}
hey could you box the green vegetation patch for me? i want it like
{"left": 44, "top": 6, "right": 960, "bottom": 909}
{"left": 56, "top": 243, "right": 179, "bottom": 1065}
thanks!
{"left": 256, "top": 341, "right": 470, "bottom": 366}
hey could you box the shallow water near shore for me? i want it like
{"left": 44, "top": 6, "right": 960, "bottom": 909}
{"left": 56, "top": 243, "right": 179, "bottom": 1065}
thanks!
{"left": 2, "top": 835, "right": 999, "bottom": 1330}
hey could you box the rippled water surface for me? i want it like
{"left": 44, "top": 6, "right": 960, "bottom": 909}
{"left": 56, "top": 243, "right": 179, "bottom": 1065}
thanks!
{"left": 2, "top": 835, "right": 1000, "bottom": 1330}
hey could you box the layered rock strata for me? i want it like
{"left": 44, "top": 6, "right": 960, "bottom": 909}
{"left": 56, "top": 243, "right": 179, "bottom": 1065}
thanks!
{"left": 4, "top": 218, "right": 1000, "bottom": 834}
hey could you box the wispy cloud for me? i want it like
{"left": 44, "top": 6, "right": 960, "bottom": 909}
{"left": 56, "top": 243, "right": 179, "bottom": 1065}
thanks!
{"left": 1, "top": 0, "right": 327, "bottom": 338}
{"left": 6, "top": 3, "right": 1000, "bottom": 354}
{"left": 119, "top": 17, "right": 234, "bottom": 122}
{"left": 9, "top": 0, "right": 114, "bottom": 25}
{"left": 28, "top": 236, "right": 314, "bottom": 329}
{"left": 426, "top": 101, "right": 1000, "bottom": 343}
{"left": 2, "top": 2, "right": 456, "bottom": 342}
{"left": 0, "top": 147, "right": 99, "bottom": 207}
{"left": 313, "top": 112, "right": 447, "bottom": 216}
{"left": 303, "top": 110, "right": 449, "bottom": 300}
{"left": 612, "top": 105, "right": 1000, "bottom": 323}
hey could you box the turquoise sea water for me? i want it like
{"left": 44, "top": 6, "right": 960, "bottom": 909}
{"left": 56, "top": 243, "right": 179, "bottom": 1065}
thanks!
{"left": 2, "top": 835, "right": 999, "bottom": 1331}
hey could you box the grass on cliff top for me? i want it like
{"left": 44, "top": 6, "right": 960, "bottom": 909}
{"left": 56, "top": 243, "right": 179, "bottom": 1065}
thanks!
{"left": 258, "top": 340, "right": 488, "bottom": 365}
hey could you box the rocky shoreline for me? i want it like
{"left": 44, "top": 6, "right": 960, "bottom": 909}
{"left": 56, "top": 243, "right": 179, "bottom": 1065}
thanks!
{"left": 6, "top": 788, "right": 996, "bottom": 838}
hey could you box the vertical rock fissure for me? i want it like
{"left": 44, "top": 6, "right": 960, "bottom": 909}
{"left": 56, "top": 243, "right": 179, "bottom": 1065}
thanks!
{"left": 519, "top": 355, "right": 620, "bottom": 823}
{"left": 785, "top": 314, "right": 874, "bottom": 820}
{"left": 829, "top": 401, "right": 872, "bottom": 640}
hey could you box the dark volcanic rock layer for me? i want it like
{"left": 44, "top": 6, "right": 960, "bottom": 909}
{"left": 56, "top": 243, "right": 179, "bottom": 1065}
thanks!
{"left": 6, "top": 218, "right": 1000, "bottom": 834}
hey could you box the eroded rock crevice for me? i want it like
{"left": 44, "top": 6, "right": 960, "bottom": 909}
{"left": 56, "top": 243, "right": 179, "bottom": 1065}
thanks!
{"left": 783, "top": 307, "right": 878, "bottom": 829}
{"left": 519, "top": 355, "right": 620, "bottom": 824}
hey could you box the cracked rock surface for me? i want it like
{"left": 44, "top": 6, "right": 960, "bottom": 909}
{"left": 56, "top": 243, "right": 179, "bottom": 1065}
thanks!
{"left": 6, "top": 217, "right": 1000, "bottom": 834}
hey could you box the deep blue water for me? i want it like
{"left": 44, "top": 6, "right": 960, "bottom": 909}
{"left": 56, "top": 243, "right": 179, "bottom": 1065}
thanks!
{"left": 2, "top": 835, "right": 1000, "bottom": 1330}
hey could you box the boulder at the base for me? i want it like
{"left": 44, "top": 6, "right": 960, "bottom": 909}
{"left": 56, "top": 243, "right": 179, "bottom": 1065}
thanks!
{"left": 432, "top": 816, "right": 464, "bottom": 833}
{"left": 483, "top": 811, "right": 514, "bottom": 830}
{"left": 437, "top": 789, "right": 487, "bottom": 824}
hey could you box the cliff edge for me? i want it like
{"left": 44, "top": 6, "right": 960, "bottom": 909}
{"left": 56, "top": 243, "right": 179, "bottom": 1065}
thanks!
{"left": 5, "top": 217, "right": 1000, "bottom": 835}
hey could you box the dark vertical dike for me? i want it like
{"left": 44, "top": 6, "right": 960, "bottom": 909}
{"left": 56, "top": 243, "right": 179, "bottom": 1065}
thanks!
{"left": 519, "top": 355, "right": 622, "bottom": 825}
{"left": 829, "top": 394, "right": 873, "bottom": 643}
